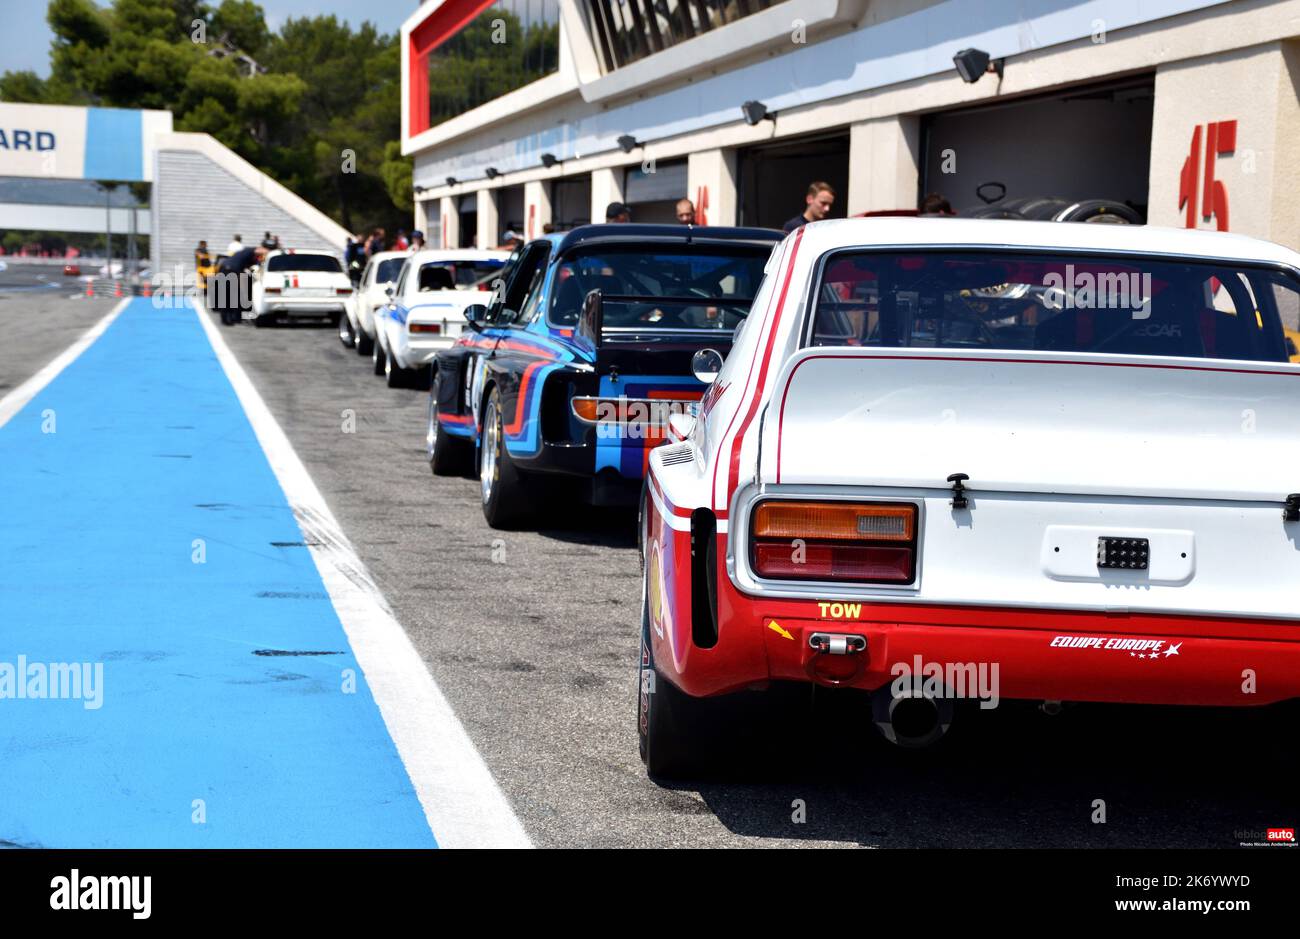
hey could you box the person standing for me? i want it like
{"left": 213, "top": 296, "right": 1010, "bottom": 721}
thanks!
{"left": 676, "top": 198, "right": 696, "bottom": 224}
{"left": 918, "top": 192, "right": 956, "bottom": 217}
{"left": 213, "top": 245, "right": 266, "bottom": 326}
{"left": 393, "top": 229, "right": 410, "bottom": 251}
{"left": 408, "top": 230, "right": 425, "bottom": 251}
{"left": 605, "top": 202, "right": 631, "bottom": 223}
{"left": 783, "top": 182, "right": 835, "bottom": 233}
{"left": 226, "top": 233, "right": 243, "bottom": 255}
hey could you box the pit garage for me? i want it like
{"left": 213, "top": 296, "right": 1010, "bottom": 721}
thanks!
{"left": 623, "top": 159, "right": 687, "bottom": 223}
{"left": 551, "top": 176, "right": 591, "bottom": 230}
{"left": 737, "top": 131, "right": 849, "bottom": 229}
{"left": 922, "top": 77, "right": 1155, "bottom": 221}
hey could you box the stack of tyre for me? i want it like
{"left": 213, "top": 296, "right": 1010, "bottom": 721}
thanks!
{"left": 964, "top": 196, "right": 1143, "bottom": 224}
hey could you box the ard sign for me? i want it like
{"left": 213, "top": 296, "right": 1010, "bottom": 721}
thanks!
{"left": 0, "top": 102, "right": 172, "bottom": 182}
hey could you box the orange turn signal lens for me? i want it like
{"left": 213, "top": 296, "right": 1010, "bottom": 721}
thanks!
{"left": 752, "top": 501, "right": 916, "bottom": 542}
{"left": 571, "top": 398, "right": 601, "bottom": 423}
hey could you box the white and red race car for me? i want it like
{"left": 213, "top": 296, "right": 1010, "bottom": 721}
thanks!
{"left": 639, "top": 217, "right": 1300, "bottom": 777}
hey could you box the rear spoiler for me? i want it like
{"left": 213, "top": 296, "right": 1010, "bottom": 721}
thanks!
{"left": 575, "top": 289, "right": 750, "bottom": 353}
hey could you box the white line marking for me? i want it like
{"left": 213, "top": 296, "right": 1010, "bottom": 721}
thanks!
{"left": 0, "top": 298, "right": 130, "bottom": 430}
{"left": 194, "top": 301, "right": 532, "bottom": 849}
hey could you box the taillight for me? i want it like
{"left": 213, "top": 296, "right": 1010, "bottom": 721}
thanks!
{"left": 409, "top": 323, "right": 441, "bottom": 334}
{"left": 336, "top": 287, "right": 352, "bottom": 295}
{"left": 750, "top": 501, "right": 918, "bottom": 583}
{"left": 264, "top": 287, "right": 281, "bottom": 295}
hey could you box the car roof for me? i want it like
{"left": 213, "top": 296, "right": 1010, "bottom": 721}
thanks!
{"left": 547, "top": 223, "right": 783, "bottom": 255}
{"left": 408, "top": 249, "right": 511, "bottom": 263}
{"left": 367, "top": 251, "right": 410, "bottom": 263}
{"left": 793, "top": 217, "right": 1300, "bottom": 267}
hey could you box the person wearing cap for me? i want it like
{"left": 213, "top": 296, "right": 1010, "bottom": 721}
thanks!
{"left": 409, "top": 230, "right": 426, "bottom": 251}
{"left": 498, "top": 230, "right": 524, "bottom": 250}
{"left": 605, "top": 202, "right": 631, "bottom": 223}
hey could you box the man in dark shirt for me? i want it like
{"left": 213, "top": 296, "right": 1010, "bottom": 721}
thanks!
{"left": 212, "top": 245, "right": 266, "bottom": 326}
{"left": 783, "top": 181, "right": 836, "bottom": 233}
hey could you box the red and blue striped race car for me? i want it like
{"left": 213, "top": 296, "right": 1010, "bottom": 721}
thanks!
{"left": 424, "top": 224, "right": 781, "bottom": 528}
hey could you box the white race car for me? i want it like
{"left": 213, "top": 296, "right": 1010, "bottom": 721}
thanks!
{"left": 639, "top": 217, "right": 1300, "bottom": 777}
{"left": 372, "top": 249, "right": 509, "bottom": 388}
{"left": 339, "top": 250, "right": 408, "bottom": 356}
{"left": 251, "top": 249, "right": 352, "bottom": 326}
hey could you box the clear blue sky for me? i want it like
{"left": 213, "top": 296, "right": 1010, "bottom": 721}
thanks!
{"left": 2, "top": 1, "right": 422, "bottom": 78}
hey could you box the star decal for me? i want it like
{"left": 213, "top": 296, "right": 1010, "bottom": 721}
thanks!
{"left": 1162, "top": 642, "right": 1182, "bottom": 657}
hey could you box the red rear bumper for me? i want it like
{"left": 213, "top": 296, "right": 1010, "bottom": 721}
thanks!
{"left": 660, "top": 535, "right": 1300, "bottom": 707}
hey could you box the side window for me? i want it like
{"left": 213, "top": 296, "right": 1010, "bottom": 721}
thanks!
{"left": 393, "top": 263, "right": 410, "bottom": 300}
{"left": 492, "top": 242, "right": 551, "bottom": 324}
{"left": 361, "top": 262, "right": 374, "bottom": 286}
{"left": 510, "top": 266, "right": 547, "bottom": 326}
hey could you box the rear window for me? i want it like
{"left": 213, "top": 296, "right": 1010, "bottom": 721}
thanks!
{"left": 267, "top": 254, "right": 342, "bottom": 273}
{"left": 548, "top": 246, "right": 769, "bottom": 329}
{"left": 810, "top": 251, "right": 1298, "bottom": 363}
{"left": 374, "top": 258, "right": 405, "bottom": 284}
{"left": 416, "top": 258, "right": 506, "bottom": 288}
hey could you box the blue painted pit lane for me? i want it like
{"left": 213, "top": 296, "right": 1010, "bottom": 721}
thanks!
{"left": 0, "top": 298, "right": 436, "bottom": 848}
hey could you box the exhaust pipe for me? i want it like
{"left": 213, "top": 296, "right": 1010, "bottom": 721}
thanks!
{"left": 871, "top": 684, "right": 954, "bottom": 748}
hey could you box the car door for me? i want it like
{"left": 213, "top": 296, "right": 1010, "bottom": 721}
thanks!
{"left": 467, "top": 241, "right": 552, "bottom": 437}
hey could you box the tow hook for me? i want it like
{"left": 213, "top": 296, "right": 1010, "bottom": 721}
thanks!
{"left": 808, "top": 633, "right": 867, "bottom": 655}
{"left": 805, "top": 633, "right": 867, "bottom": 686}
{"left": 947, "top": 473, "right": 970, "bottom": 510}
{"left": 1283, "top": 493, "right": 1300, "bottom": 522}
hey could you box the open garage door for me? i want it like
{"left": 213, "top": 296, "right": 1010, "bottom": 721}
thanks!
{"left": 738, "top": 132, "right": 849, "bottom": 229}
{"left": 922, "top": 78, "right": 1154, "bottom": 221}
{"left": 624, "top": 160, "right": 687, "bottom": 224}
{"left": 552, "top": 176, "right": 591, "bottom": 230}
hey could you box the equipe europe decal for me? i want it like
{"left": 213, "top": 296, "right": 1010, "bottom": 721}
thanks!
{"left": 1050, "top": 635, "right": 1183, "bottom": 659}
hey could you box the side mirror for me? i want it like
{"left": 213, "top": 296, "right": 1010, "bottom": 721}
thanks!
{"left": 384, "top": 281, "right": 396, "bottom": 300}
{"left": 691, "top": 347, "right": 724, "bottom": 384}
{"left": 463, "top": 303, "right": 488, "bottom": 332}
{"left": 577, "top": 289, "right": 603, "bottom": 351}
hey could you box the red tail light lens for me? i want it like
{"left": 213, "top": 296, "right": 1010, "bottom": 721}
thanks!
{"left": 335, "top": 287, "right": 353, "bottom": 295}
{"left": 751, "top": 501, "right": 917, "bottom": 583}
{"left": 409, "top": 323, "right": 442, "bottom": 334}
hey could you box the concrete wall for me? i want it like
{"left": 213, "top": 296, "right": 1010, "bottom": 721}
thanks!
{"left": 1148, "top": 40, "right": 1300, "bottom": 250}
{"left": 151, "top": 133, "right": 350, "bottom": 285}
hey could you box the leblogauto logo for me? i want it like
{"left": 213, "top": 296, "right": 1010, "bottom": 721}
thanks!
{"left": 1266, "top": 828, "right": 1295, "bottom": 843}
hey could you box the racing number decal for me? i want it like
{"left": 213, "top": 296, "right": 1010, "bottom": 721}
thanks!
{"left": 1179, "top": 120, "right": 1236, "bottom": 231}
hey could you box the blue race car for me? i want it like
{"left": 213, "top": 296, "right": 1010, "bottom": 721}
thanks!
{"left": 424, "top": 223, "right": 781, "bottom": 527}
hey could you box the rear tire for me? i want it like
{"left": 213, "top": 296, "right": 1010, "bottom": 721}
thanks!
{"left": 479, "top": 387, "right": 532, "bottom": 529}
{"left": 356, "top": 323, "right": 374, "bottom": 356}
{"left": 338, "top": 312, "right": 355, "bottom": 347}
{"left": 384, "top": 352, "right": 409, "bottom": 388}
{"left": 427, "top": 372, "right": 472, "bottom": 476}
{"left": 372, "top": 336, "right": 386, "bottom": 376}
{"left": 638, "top": 575, "right": 704, "bottom": 779}
{"left": 253, "top": 313, "right": 271, "bottom": 328}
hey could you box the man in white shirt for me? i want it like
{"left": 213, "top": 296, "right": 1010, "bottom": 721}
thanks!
{"left": 226, "top": 234, "right": 243, "bottom": 255}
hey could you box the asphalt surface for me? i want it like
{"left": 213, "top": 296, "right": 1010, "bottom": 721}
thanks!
{"left": 0, "top": 264, "right": 115, "bottom": 399}
{"left": 3, "top": 284, "right": 1297, "bottom": 848}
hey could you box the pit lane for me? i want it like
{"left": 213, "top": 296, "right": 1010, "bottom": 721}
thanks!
{"left": 209, "top": 309, "right": 1299, "bottom": 849}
